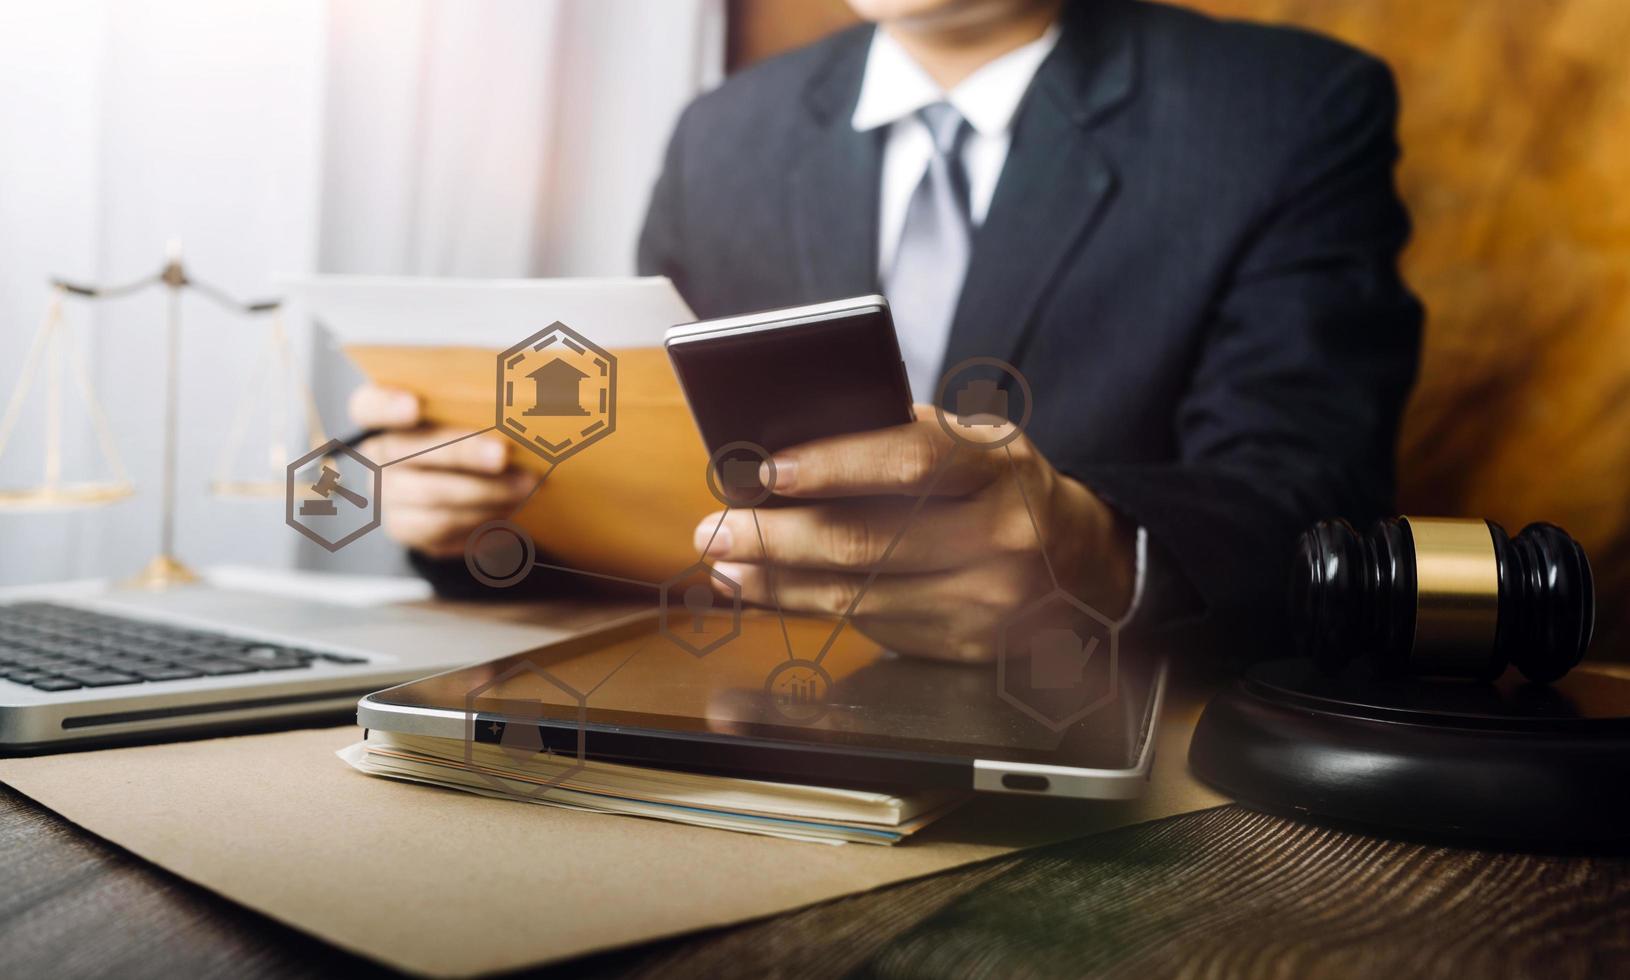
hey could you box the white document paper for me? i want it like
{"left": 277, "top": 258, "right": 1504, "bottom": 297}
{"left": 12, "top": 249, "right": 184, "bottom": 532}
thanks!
{"left": 284, "top": 275, "right": 696, "bottom": 349}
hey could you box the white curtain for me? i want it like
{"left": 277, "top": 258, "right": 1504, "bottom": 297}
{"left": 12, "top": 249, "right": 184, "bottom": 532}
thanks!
{"left": 0, "top": 0, "right": 723, "bottom": 586}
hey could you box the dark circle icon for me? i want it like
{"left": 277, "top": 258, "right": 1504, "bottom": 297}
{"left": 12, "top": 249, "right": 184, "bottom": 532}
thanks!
{"left": 934, "top": 357, "right": 1033, "bottom": 451}
{"left": 1293, "top": 516, "right": 1593, "bottom": 683}
{"left": 763, "top": 659, "right": 834, "bottom": 725}
{"left": 706, "top": 440, "right": 777, "bottom": 508}
{"left": 464, "top": 519, "right": 536, "bottom": 589}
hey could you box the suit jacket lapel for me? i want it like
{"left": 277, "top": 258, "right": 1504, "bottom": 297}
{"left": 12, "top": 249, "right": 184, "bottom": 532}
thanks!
{"left": 939, "top": 2, "right": 1139, "bottom": 382}
{"left": 789, "top": 27, "right": 882, "bottom": 303}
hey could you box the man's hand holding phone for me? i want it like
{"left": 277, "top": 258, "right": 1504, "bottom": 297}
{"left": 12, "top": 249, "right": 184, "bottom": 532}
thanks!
{"left": 696, "top": 406, "right": 1137, "bottom": 661}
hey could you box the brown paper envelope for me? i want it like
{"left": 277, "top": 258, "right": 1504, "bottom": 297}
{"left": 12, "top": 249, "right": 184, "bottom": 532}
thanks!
{"left": 348, "top": 344, "right": 716, "bottom": 584}
{"left": 0, "top": 687, "right": 1225, "bottom": 977}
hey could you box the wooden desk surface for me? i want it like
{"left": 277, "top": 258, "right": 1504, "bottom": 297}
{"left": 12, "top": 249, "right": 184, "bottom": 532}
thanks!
{"left": 3, "top": 786, "right": 1627, "bottom": 979}
{"left": 2, "top": 597, "right": 1627, "bottom": 977}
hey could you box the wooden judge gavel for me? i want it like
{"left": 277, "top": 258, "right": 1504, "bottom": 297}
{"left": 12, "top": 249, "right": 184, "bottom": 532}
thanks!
{"left": 1291, "top": 516, "right": 1595, "bottom": 683}
{"left": 311, "top": 465, "right": 369, "bottom": 509}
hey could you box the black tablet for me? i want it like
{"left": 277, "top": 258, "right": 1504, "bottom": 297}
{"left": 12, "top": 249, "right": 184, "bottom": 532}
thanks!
{"left": 358, "top": 612, "right": 1166, "bottom": 798}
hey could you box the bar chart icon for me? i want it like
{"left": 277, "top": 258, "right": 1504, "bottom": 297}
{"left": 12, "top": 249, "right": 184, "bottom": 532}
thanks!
{"left": 763, "top": 659, "right": 832, "bottom": 725}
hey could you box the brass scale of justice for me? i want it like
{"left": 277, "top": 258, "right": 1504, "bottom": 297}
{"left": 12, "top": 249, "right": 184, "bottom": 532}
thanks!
{"left": 0, "top": 247, "right": 327, "bottom": 588}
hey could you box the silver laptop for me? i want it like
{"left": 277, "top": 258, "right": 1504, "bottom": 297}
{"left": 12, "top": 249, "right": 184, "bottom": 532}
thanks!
{"left": 0, "top": 587, "right": 561, "bottom": 752}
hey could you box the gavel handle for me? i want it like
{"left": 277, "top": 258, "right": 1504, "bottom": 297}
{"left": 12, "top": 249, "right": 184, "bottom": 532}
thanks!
{"left": 333, "top": 485, "right": 369, "bottom": 509}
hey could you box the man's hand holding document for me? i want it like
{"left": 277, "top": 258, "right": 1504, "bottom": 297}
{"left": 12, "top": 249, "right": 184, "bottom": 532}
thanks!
{"left": 296, "top": 275, "right": 718, "bottom": 583}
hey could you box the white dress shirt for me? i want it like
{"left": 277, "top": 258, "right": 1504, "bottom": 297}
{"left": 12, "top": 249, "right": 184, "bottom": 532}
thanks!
{"left": 850, "top": 24, "right": 1148, "bottom": 622}
{"left": 852, "top": 24, "right": 1061, "bottom": 276}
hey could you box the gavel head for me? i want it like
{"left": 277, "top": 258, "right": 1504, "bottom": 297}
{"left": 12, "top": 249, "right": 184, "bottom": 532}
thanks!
{"left": 311, "top": 465, "right": 344, "bottom": 496}
{"left": 1290, "top": 516, "right": 1594, "bottom": 683}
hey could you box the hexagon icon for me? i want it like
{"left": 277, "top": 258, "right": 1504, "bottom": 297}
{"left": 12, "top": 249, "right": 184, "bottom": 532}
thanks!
{"left": 996, "top": 588, "right": 1119, "bottom": 733}
{"left": 463, "top": 658, "right": 587, "bottom": 800}
{"left": 497, "top": 322, "right": 616, "bottom": 465}
{"left": 659, "top": 562, "right": 742, "bottom": 658}
{"left": 285, "top": 439, "right": 382, "bottom": 553}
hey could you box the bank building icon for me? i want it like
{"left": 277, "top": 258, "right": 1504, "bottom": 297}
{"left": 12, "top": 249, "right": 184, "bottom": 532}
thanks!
{"left": 523, "top": 359, "right": 590, "bottom": 417}
{"left": 497, "top": 321, "right": 618, "bottom": 465}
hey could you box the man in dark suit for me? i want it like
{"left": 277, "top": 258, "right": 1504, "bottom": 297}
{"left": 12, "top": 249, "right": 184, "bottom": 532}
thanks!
{"left": 356, "top": 0, "right": 1418, "bottom": 658}
{"left": 641, "top": 0, "right": 1419, "bottom": 657}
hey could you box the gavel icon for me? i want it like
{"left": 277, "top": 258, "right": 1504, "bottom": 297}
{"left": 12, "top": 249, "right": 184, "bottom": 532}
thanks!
{"left": 299, "top": 465, "right": 369, "bottom": 517}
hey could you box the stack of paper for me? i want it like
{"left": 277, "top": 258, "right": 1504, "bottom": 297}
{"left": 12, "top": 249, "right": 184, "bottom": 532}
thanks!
{"left": 339, "top": 731, "right": 966, "bottom": 846}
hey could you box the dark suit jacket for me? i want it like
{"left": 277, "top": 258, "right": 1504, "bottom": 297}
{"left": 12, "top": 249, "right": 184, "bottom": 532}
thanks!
{"left": 634, "top": 0, "right": 1421, "bottom": 650}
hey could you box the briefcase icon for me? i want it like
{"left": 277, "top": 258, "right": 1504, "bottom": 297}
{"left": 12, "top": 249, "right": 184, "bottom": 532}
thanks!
{"left": 955, "top": 379, "right": 1008, "bottom": 427}
{"left": 1029, "top": 628, "right": 1098, "bottom": 689}
{"left": 720, "top": 458, "right": 762, "bottom": 492}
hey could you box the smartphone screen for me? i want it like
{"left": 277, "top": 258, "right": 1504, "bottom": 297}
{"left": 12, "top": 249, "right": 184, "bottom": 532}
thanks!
{"left": 665, "top": 299, "right": 915, "bottom": 456}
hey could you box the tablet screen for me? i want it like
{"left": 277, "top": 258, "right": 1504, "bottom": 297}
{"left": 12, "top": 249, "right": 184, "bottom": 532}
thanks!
{"left": 370, "top": 611, "right": 1161, "bottom": 774}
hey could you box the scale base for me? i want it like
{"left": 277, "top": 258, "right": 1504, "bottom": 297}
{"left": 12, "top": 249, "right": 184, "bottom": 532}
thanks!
{"left": 1190, "top": 658, "right": 1630, "bottom": 846}
{"left": 123, "top": 554, "right": 201, "bottom": 590}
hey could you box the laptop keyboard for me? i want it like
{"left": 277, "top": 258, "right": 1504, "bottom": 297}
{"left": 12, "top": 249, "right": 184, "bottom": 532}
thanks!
{"left": 0, "top": 601, "right": 368, "bottom": 693}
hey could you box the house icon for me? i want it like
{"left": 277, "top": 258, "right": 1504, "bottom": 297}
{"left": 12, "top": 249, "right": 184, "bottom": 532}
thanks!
{"left": 522, "top": 357, "right": 590, "bottom": 417}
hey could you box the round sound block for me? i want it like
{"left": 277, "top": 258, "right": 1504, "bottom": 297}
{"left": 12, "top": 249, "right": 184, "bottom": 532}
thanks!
{"left": 1190, "top": 659, "right": 1630, "bottom": 845}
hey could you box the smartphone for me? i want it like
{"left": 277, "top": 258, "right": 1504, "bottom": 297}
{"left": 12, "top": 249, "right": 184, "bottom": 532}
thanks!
{"left": 664, "top": 295, "right": 915, "bottom": 463}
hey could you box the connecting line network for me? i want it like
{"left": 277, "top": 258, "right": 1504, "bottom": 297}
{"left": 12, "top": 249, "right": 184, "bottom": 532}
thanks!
{"left": 281, "top": 323, "right": 1122, "bottom": 777}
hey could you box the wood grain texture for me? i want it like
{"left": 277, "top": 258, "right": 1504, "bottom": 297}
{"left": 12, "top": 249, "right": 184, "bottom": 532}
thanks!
{"left": 727, "top": 0, "right": 1630, "bottom": 657}
{"left": 0, "top": 784, "right": 392, "bottom": 980}
{"left": 9, "top": 779, "right": 1623, "bottom": 979}
{"left": 857, "top": 806, "right": 1630, "bottom": 980}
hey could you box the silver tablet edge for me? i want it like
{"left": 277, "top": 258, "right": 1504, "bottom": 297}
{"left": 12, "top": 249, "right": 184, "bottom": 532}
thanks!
{"left": 973, "top": 659, "right": 1169, "bottom": 800}
{"left": 357, "top": 657, "right": 1170, "bottom": 802}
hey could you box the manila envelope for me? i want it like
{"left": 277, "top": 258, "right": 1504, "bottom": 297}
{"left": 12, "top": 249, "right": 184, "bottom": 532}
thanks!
{"left": 348, "top": 345, "right": 714, "bottom": 585}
